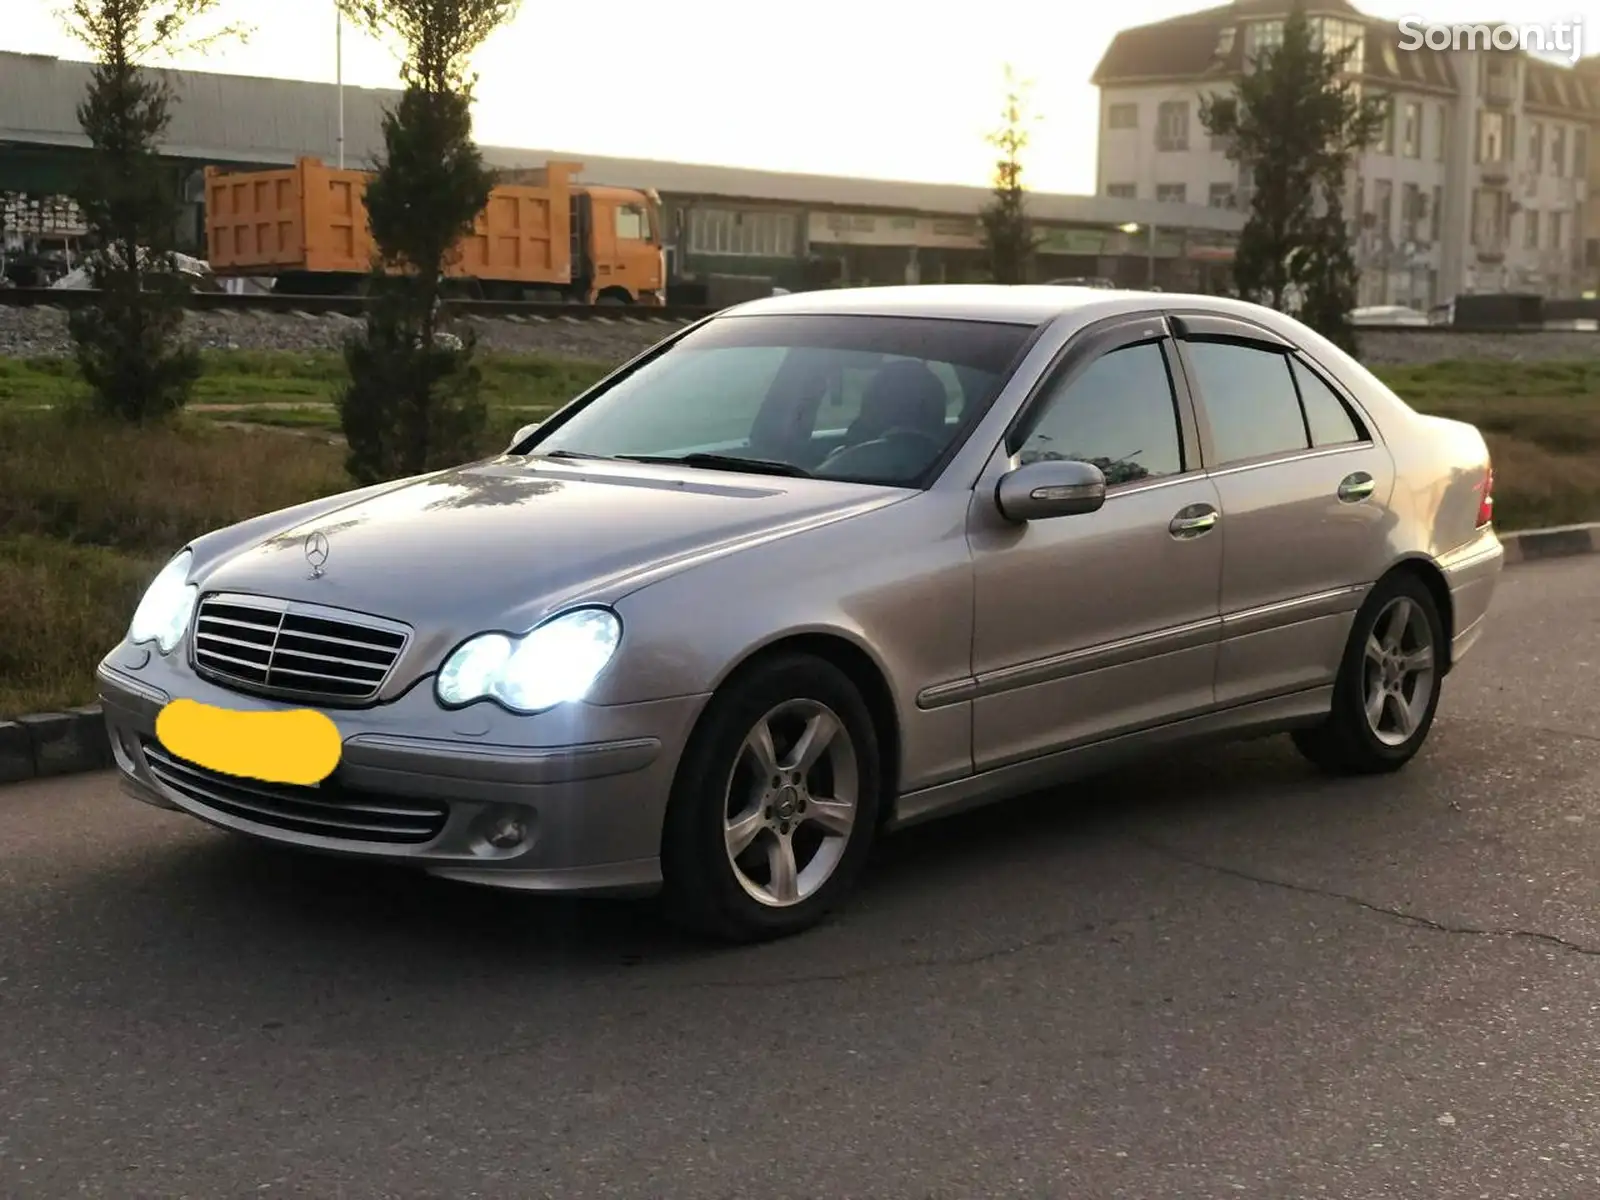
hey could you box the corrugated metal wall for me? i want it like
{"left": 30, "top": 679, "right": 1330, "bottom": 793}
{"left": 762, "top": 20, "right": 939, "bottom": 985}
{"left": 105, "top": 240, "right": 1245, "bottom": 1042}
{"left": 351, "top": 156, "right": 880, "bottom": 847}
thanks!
{"left": 0, "top": 51, "right": 394, "bottom": 168}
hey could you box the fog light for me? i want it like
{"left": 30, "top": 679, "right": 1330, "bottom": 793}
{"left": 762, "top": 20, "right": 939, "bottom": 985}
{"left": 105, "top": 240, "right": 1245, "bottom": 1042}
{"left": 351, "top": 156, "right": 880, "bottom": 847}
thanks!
{"left": 485, "top": 814, "right": 527, "bottom": 849}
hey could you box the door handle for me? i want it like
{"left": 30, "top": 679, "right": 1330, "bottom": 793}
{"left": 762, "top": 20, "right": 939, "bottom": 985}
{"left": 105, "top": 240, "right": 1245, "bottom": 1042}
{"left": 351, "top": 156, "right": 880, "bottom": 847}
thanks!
{"left": 1169, "top": 504, "right": 1219, "bottom": 538}
{"left": 1337, "top": 472, "right": 1376, "bottom": 503}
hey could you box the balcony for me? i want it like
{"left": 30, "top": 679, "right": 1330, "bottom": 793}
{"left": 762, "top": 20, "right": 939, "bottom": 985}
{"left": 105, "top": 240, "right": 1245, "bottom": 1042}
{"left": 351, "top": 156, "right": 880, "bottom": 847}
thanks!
{"left": 1476, "top": 239, "right": 1508, "bottom": 263}
{"left": 1484, "top": 72, "right": 1516, "bottom": 107}
{"left": 1480, "top": 157, "right": 1512, "bottom": 184}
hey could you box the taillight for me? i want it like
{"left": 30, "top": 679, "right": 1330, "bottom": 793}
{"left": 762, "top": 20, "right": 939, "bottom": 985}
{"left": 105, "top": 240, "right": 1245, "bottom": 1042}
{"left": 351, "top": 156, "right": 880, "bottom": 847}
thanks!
{"left": 1476, "top": 464, "right": 1494, "bottom": 528}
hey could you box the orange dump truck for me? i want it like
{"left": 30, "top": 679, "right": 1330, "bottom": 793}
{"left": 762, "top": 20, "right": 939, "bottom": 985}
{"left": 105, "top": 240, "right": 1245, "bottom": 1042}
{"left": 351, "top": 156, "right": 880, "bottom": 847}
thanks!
{"left": 203, "top": 157, "right": 666, "bottom": 304}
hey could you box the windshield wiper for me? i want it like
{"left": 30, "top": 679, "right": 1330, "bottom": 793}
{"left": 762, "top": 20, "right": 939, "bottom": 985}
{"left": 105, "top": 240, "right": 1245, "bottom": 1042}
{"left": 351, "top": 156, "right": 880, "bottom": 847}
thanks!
{"left": 540, "top": 449, "right": 613, "bottom": 461}
{"left": 619, "top": 453, "right": 813, "bottom": 479}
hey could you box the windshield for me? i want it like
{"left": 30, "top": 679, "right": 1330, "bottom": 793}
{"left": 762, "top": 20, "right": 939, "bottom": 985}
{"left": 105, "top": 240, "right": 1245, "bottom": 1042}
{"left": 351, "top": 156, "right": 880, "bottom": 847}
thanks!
{"left": 527, "top": 313, "right": 1036, "bottom": 486}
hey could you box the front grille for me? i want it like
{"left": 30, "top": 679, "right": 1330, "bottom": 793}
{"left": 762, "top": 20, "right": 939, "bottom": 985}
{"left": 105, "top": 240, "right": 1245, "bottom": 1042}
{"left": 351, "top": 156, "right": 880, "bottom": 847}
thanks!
{"left": 191, "top": 593, "right": 410, "bottom": 704}
{"left": 142, "top": 741, "right": 448, "bottom": 845}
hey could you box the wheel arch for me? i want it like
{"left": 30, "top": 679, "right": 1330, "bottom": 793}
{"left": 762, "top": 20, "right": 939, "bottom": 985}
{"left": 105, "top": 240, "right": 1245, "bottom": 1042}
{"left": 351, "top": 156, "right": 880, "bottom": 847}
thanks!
{"left": 1379, "top": 554, "right": 1456, "bottom": 672}
{"left": 696, "top": 629, "right": 904, "bottom": 823}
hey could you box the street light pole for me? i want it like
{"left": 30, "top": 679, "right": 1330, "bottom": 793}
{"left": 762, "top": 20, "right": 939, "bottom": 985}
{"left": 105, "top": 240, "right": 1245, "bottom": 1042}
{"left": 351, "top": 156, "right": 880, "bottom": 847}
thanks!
{"left": 335, "top": 2, "right": 345, "bottom": 169}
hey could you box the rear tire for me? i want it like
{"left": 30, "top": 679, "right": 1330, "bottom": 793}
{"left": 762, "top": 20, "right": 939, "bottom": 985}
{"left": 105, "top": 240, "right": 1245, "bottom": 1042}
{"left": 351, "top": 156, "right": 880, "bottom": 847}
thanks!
{"left": 1292, "top": 571, "right": 1446, "bottom": 776}
{"left": 660, "top": 654, "right": 881, "bottom": 943}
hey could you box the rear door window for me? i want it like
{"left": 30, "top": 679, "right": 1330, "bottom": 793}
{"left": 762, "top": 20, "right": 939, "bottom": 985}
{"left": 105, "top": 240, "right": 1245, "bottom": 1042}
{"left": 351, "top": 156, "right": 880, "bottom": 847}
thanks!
{"left": 1183, "top": 341, "right": 1310, "bottom": 465}
{"left": 1290, "top": 358, "right": 1366, "bottom": 447}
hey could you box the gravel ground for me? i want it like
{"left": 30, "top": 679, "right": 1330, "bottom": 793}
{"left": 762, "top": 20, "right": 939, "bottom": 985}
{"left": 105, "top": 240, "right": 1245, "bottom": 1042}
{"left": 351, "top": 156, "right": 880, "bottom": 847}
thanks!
{"left": 0, "top": 302, "right": 1595, "bottom": 366}
{"left": 0, "top": 304, "right": 686, "bottom": 363}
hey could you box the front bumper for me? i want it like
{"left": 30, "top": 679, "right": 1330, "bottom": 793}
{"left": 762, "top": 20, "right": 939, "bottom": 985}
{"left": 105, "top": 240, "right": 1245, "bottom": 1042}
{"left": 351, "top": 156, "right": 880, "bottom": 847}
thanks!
{"left": 97, "top": 645, "right": 709, "bottom": 897}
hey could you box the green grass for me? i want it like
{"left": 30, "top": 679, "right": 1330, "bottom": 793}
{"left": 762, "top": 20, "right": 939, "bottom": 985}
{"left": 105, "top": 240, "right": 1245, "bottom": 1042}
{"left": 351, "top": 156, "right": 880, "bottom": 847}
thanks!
{"left": 1375, "top": 358, "right": 1600, "bottom": 402}
{"left": 3, "top": 350, "right": 1600, "bottom": 717}
{"left": 1373, "top": 359, "right": 1600, "bottom": 530}
{"left": 0, "top": 349, "right": 612, "bottom": 415}
{"left": 0, "top": 408, "right": 353, "bottom": 717}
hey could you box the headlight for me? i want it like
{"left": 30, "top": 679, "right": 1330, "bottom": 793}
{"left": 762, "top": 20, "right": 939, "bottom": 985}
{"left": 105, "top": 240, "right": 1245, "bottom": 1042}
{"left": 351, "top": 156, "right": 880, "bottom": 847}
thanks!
{"left": 128, "top": 549, "right": 199, "bottom": 654}
{"left": 436, "top": 607, "right": 622, "bottom": 713}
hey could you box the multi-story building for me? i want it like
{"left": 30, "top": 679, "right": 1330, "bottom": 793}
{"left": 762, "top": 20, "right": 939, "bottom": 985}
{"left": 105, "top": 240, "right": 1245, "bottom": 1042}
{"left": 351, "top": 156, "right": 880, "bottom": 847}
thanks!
{"left": 1580, "top": 56, "right": 1600, "bottom": 291}
{"left": 1092, "top": 0, "right": 1600, "bottom": 305}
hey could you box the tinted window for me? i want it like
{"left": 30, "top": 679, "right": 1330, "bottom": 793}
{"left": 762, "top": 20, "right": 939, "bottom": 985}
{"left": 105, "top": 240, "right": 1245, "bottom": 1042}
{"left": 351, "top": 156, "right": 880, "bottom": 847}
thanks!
{"left": 1291, "top": 358, "right": 1364, "bottom": 446}
{"left": 534, "top": 314, "right": 1033, "bottom": 486}
{"left": 818, "top": 354, "right": 964, "bottom": 433}
{"left": 1184, "top": 341, "right": 1309, "bottom": 465}
{"left": 1017, "top": 341, "right": 1184, "bottom": 485}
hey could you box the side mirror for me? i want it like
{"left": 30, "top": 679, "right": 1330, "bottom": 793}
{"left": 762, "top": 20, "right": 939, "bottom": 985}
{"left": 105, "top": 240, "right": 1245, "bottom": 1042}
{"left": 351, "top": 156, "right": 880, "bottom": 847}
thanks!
{"left": 995, "top": 459, "right": 1107, "bottom": 522}
{"left": 508, "top": 421, "right": 540, "bottom": 452}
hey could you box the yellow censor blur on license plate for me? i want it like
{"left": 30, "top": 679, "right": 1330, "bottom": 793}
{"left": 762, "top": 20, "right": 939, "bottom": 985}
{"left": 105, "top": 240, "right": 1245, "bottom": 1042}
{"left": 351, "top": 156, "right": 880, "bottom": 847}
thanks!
{"left": 155, "top": 699, "right": 343, "bottom": 786}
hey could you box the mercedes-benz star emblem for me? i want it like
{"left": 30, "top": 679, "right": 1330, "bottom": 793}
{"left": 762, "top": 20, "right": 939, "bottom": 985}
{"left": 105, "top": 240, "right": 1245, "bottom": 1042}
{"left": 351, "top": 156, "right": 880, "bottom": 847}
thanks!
{"left": 304, "top": 530, "right": 330, "bottom": 578}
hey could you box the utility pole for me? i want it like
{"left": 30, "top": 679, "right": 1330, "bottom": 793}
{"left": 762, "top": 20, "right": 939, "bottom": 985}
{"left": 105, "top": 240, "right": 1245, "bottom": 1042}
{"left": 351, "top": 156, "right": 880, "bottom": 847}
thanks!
{"left": 335, "top": 2, "right": 345, "bottom": 169}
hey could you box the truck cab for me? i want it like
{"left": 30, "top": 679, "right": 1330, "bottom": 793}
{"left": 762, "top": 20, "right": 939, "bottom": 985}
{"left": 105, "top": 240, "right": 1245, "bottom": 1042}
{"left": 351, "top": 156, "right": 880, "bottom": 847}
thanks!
{"left": 573, "top": 185, "right": 666, "bottom": 305}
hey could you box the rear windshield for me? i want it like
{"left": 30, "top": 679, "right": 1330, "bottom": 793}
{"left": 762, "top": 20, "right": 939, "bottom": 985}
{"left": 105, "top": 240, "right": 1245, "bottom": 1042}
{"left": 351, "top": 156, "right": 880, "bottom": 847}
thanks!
{"left": 527, "top": 313, "right": 1036, "bottom": 486}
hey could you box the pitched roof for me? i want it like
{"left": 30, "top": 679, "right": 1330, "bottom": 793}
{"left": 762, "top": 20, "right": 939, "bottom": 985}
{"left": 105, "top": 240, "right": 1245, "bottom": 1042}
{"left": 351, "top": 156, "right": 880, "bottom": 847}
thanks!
{"left": 1092, "top": 1, "right": 1455, "bottom": 93}
{"left": 1524, "top": 57, "right": 1599, "bottom": 118}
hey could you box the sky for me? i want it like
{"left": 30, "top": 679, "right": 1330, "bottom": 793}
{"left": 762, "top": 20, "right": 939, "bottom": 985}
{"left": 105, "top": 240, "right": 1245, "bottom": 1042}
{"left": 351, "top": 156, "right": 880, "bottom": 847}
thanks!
{"left": 8, "top": 0, "right": 1596, "bottom": 195}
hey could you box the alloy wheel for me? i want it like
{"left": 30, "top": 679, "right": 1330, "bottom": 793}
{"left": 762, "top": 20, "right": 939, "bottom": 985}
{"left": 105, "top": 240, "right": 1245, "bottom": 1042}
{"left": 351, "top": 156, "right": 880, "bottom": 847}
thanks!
{"left": 722, "top": 699, "right": 859, "bottom": 907}
{"left": 1362, "top": 595, "right": 1437, "bottom": 747}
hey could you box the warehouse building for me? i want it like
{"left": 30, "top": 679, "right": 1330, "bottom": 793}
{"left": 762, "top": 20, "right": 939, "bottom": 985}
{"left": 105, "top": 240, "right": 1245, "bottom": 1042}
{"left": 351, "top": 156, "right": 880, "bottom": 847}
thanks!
{"left": 1, "top": 49, "right": 1245, "bottom": 295}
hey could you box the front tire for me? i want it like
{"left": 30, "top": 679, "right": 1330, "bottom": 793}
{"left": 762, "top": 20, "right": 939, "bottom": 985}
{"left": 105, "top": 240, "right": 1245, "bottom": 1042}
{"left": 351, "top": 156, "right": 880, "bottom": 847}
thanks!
{"left": 661, "top": 654, "right": 881, "bottom": 942}
{"left": 1292, "top": 571, "right": 1446, "bottom": 776}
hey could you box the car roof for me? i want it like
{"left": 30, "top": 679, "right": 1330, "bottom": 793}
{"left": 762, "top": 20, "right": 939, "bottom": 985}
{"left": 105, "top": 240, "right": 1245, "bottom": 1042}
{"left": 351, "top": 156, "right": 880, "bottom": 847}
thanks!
{"left": 717, "top": 284, "right": 1259, "bottom": 328}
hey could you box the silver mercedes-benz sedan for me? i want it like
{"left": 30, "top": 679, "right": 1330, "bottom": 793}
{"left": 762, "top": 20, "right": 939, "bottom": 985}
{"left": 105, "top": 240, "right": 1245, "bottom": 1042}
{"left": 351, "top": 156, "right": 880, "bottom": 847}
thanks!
{"left": 98, "top": 285, "right": 1504, "bottom": 940}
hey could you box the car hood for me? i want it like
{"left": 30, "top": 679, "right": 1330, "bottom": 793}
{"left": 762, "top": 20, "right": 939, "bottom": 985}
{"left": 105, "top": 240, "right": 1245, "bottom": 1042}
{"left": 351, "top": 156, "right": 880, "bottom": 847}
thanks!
{"left": 193, "top": 455, "right": 907, "bottom": 638}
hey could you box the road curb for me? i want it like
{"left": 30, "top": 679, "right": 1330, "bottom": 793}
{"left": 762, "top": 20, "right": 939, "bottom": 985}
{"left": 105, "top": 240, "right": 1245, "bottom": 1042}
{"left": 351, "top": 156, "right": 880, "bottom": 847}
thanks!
{"left": 1498, "top": 521, "right": 1600, "bottom": 565}
{"left": 0, "top": 705, "right": 112, "bottom": 785}
{"left": 2, "top": 521, "right": 1599, "bottom": 790}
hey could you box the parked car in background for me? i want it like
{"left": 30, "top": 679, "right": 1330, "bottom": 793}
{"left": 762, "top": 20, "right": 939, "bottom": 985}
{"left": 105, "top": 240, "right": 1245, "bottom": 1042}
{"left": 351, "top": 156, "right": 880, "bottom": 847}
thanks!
{"left": 51, "top": 249, "right": 221, "bottom": 292}
{"left": 99, "top": 285, "right": 1504, "bottom": 941}
{"left": 1045, "top": 276, "right": 1117, "bottom": 288}
{"left": 1351, "top": 304, "right": 1430, "bottom": 327}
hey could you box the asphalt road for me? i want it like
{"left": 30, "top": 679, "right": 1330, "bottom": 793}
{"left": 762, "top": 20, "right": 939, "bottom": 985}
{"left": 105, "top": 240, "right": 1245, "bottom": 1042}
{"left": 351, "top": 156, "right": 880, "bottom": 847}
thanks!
{"left": 4, "top": 556, "right": 1600, "bottom": 1199}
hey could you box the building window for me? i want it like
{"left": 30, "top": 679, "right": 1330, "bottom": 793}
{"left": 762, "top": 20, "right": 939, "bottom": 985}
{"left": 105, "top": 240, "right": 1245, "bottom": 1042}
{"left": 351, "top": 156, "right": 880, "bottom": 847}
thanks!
{"left": 1552, "top": 211, "right": 1565, "bottom": 251}
{"left": 1156, "top": 101, "right": 1190, "bottom": 151}
{"left": 1376, "top": 95, "right": 1395, "bottom": 154}
{"left": 1107, "top": 103, "right": 1138, "bottom": 130}
{"left": 1374, "top": 179, "right": 1393, "bottom": 242}
{"left": 1551, "top": 126, "right": 1567, "bottom": 176}
{"left": 1401, "top": 102, "right": 1422, "bottom": 158}
{"left": 1105, "top": 183, "right": 1137, "bottom": 199}
{"left": 1577, "top": 129, "right": 1589, "bottom": 178}
{"left": 1529, "top": 121, "right": 1544, "bottom": 171}
{"left": 1477, "top": 110, "right": 1506, "bottom": 163}
{"left": 1525, "top": 209, "right": 1541, "bottom": 249}
{"left": 1472, "top": 188, "right": 1507, "bottom": 248}
{"left": 1215, "top": 26, "right": 1236, "bottom": 55}
{"left": 1312, "top": 17, "right": 1364, "bottom": 73}
{"left": 687, "top": 208, "right": 797, "bottom": 258}
{"left": 1248, "top": 19, "right": 1283, "bottom": 62}
{"left": 1432, "top": 185, "right": 1443, "bottom": 241}
{"left": 1155, "top": 183, "right": 1188, "bottom": 204}
{"left": 1401, "top": 183, "right": 1420, "bottom": 241}
{"left": 1208, "top": 182, "right": 1235, "bottom": 208}
{"left": 1434, "top": 104, "right": 1448, "bottom": 161}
